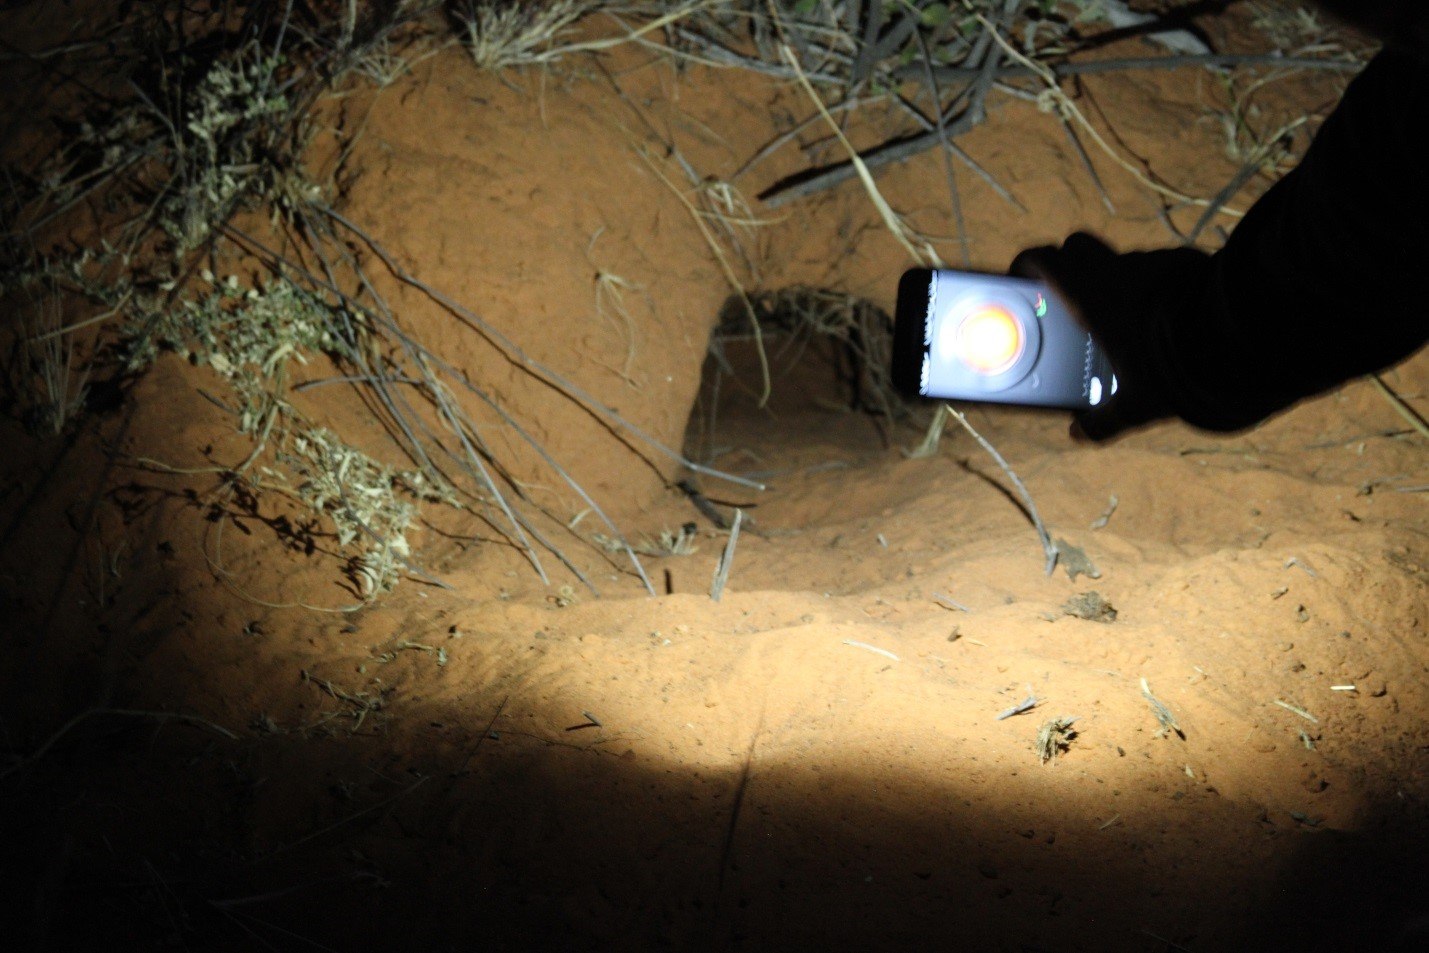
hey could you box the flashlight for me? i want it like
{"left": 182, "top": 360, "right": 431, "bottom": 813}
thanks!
{"left": 892, "top": 268, "right": 1116, "bottom": 411}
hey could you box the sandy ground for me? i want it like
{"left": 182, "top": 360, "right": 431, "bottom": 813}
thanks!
{"left": 2, "top": 5, "right": 1427, "bottom": 952}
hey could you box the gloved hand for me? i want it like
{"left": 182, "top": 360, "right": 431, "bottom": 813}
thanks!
{"left": 1010, "top": 232, "right": 1210, "bottom": 442}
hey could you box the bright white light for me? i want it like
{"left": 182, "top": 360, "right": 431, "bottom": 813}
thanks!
{"left": 954, "top": 306, "right": 1023, "bottom": 375}
{"left": 1089, "top": 376, "right": 1103, "bottom": 406}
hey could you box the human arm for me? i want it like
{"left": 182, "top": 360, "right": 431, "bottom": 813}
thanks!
{"left": 1014, "top": 49, "right": 1429, "bottom": 441}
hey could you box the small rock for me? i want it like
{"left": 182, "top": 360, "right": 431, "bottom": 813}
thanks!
{"left": 1062, "top": 591, "right": 1117, "bottom": 623}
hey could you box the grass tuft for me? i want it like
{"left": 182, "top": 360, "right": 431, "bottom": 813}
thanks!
{"left": 452, "top": 0, "right": 595, "bottom": 71}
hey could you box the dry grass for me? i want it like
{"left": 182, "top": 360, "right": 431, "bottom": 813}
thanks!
{"left": 14, "top": 288, "right": 89, "bottom": 437}
{"left": 452, "top": 0, "right": 595, "bottom": 70}
{"left": 1, "top": 0, "right": 1352, "bottom": 601}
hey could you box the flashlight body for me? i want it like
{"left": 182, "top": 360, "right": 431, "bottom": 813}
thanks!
{"left": 891, "top": 268, "right": 1117, "bottom": 410}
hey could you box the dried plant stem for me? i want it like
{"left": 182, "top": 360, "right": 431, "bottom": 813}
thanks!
{"left": 587, "top": 232, "right": 641, "bottom": 385}
{"left": 1273, "top": 697, "right": 1318, "bottom": 723}
{"left": 731, "top": 94, "right": 879, "bottom": 183}
{"left": 428, "top": 357, "right": 647, "bottom": 594}
{"left": 2, "top": 708, "right": 237, "bottom": 781}
{"left": 531, "top": 2, "right": 711, "bottom": 62}
{"left": 311, "top": 208, "right": 764, "bottom": 491}
{"left": 203, "top": 495, "right": 371, "bottom": 613}
{"left": 1059, "top": 117, "right": 1116, "bottom": 215}
{"left": 710, "top": 507, "right": 743, "bottom": 601}
{"left": 942, "top": 404, "right": 1057, "bottom": 575}
{"left": 228, "top": 220, "right": 562, "bottom": 588}
{"left": 1142, "top": 678, "right": 1186, "bottom": 737}
{"left": 1186, "top": 115, "right": 1307, "bottom": 245}
{"left": 281, "top": 215, "right": 555, "bottom": 591}
{"left": 1369, "top": 375, "right": 1429, "bottom": 439}
{"left": 293, "top": 208, "right": 556, "bottom": 583}
{"left": 632, "top": 145, "right": 773, "bottom": 406}
{"left": 222, "top": 212, "right": 741, "bottom": 596}
{"left": 907, "top": 53, "right": 1362, "bottom": 85}
{"left": 903, "top": 405, "right": 950, "bottom": 459}
{"left": 884, "top": 94, "right": 1023, "bottom": 211}
{"left": 775, "top": 36, "right": 936, "bottom": 267}
{"left": 227, "top": 221, "right": 622, "bottom": 591}
{"left": 979, "top": 15, "right": 1241, "bottom": 218}
{"left": 910, "top": 21, "right": 971, "bottom": 267}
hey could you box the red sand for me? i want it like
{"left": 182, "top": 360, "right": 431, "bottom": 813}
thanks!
{"left": 2, "top": 6, "right": 1426, "bottom": 951}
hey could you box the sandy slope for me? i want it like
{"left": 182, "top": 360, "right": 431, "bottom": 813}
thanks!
{"left": 2, "top": 6, "right": 1426, "bottom": 952}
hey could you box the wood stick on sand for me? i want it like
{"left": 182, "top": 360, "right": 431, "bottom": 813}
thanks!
{"left": 710, "top": 508, "right": 743, "bottom": 602}
{"left": 942, "top": 404, "right": 1058, "bottom": 575}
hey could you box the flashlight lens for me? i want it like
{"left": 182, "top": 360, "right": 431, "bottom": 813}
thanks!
{"left": 955, "top": 305, "right": 1024, "bottom": 375}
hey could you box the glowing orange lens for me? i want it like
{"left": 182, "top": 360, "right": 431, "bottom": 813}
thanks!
{"left": 955, "top": 306, "right": 1023, "bottom": 374}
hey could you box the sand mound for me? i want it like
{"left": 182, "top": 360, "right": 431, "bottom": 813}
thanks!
{"left": 2, "top": 4, "right": 1426, "bottom": 951}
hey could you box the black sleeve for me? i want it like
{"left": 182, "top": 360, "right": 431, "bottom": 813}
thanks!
{"left": 1151, "top": 49, "right": 1429, "bottom": 432}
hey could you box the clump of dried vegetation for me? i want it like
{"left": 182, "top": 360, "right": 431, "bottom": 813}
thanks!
{"left": 451, "top": 0, "right": 598, "bottom": 69}
{"left": 1, "top": 0, "right": 1363, "bottom": 599}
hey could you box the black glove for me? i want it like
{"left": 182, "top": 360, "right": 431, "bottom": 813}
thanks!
{"left": 1014, "top": 51, "right": 1429, "bottom": 443}
{"left": 1011, "top": 232, "right": 1211, "bottom": 442}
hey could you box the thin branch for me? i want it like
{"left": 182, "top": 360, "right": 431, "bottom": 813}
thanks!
{"left": 1059, "top": 116, "right": 1116, "bottom": 215}
{"left": 774, "top": 22, "right": 935, "bottom": 265}
{"left": 943, "top": 405, "right": 1057, "bottom": 575}
{"left": 900, "top": 52, "right": 1364, "bottom": 83}
{"left": 313, "top": 207, "right": 765, "bottom": 490}
{"left": 2, "top": 708, "right": 237, "bottom": 781}
{"left": 762, "top": 47, "right": 1356, "bottom": 208}
{"left": 1369, "top": 375, "right": 1429, "bottom": 440}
